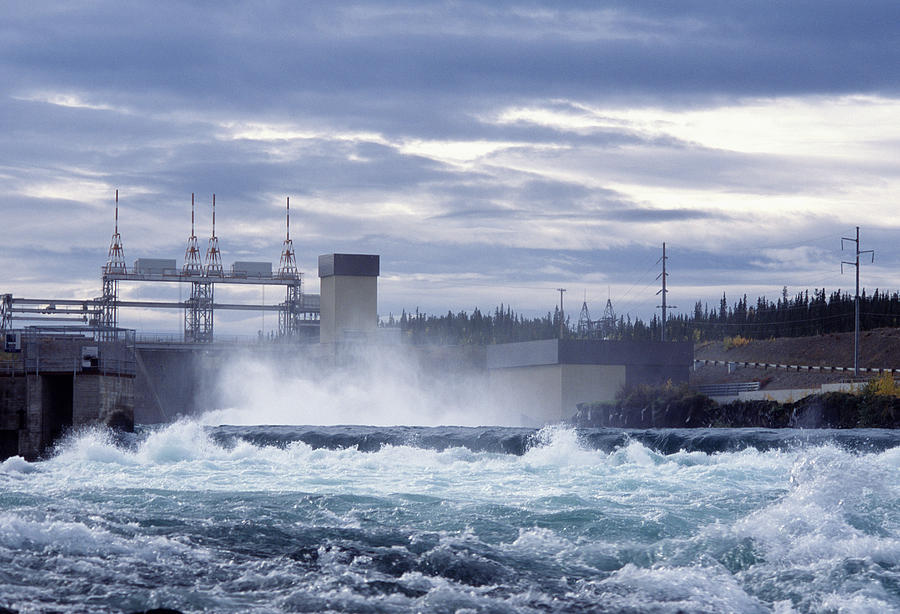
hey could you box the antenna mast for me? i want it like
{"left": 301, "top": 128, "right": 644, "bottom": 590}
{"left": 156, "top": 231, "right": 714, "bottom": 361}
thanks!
{"left": 183, "top": 193, "right": 203, "bottom": 274}
{"left": 204, "top": 194, "right": 223, "bottom": 276}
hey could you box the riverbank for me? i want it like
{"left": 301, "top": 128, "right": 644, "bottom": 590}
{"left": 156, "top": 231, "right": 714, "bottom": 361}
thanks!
{"left": 691, "top": 327, "right": 900, "bottom": 391}
{"left": 572, "top": 381, "right": 900, "bottom": 429}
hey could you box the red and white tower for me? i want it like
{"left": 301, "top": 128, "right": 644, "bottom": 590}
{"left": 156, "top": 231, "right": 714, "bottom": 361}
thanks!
{"left": 278, "top": 196, "right": 299, "bottom": 279}
{"left": 204, "top": 194, "right": 223, "bottom": 276}
{"left": 183, "top": 193, "right": 204, "bottom": 275}
{"left": 99, "top": 189, "right": 127, "bottom": 340}
{"left": 183, "top": 193, "right": 213, "bottom": 342}
{"left": 278, "top": 197, "right": 303, "bottom": 338}
{"left": 105, "top": 189, "right": 127, "bottom": 274}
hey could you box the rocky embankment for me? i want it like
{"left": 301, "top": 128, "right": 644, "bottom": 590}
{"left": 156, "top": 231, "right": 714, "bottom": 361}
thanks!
{"left": 573, "top": 390, "right": 900, "bottom": 429}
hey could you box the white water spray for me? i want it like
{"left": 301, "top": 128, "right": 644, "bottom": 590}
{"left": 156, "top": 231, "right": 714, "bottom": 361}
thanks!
{"left": 201, "top": 344, "right": 531, "bottom": 427}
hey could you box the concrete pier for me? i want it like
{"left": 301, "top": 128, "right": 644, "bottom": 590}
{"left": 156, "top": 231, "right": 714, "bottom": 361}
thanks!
{"left": 1, "top": 331, "right": 135, "bottom": 460}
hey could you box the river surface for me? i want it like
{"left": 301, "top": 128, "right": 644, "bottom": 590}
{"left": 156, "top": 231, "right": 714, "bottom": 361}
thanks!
{"left": 1, "top": 425, "right": 899, "bottom": 613}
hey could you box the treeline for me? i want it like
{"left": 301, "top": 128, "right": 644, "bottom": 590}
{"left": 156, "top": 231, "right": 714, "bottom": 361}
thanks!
{"left": 385, "top": 288, "right": 900, "bottom": 345}
{"left": 385, "top": 306, "right": 562, "bottom": 345}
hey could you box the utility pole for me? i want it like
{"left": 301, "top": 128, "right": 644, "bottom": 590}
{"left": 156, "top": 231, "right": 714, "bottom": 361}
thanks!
{"left": 656, "top": 242, "right": 676, "bottom": 342}
{"left": 557, "top": 288, "right": 567, "bottom": 338}
{"left": 842, "top": 226, "right": 874, "bottom": 377}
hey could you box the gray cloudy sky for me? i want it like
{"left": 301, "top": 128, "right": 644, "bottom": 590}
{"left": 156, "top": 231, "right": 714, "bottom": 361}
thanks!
{"left": 2, "top": 1, "right": 899, "bottom": 333}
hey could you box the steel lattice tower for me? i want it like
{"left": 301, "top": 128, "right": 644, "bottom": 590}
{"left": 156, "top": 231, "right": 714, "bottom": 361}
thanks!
{"left": 577, "top": 297, "right": 594, "bottom": 338}
{"left": 106, "top": 190, "right": 127, "bottom": 275}
{"left": 601, "top": 297, "right": 616, "bottom": 339}
{"left": 278, "top": 197, "right": 303, "bottom": 338}
{"left": 278, "top": 196, "right": 299, "bottom": 278}
{"left": 99, "top": 190, "right": 127, "bottom": 340}
{"left": 183, "top": 193, "right": 204, "bottom": 275}
{"left": 204, "top": 194, "right": 223, "bottom": 276}
{"left": 0, "top": 294, "right": 11, "bottom": 333}
{"left": 183, "top": 193, "right": 213, "bottom": 342}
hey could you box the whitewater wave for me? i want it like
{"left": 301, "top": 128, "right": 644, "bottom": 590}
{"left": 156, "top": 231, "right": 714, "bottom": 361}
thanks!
{"left": 2, "top": 423, "right": 899, "bottom": 613}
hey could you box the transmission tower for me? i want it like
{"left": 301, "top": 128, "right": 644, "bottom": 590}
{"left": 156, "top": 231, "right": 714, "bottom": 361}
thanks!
{"left": 105, "top": 189, "right": 127, "bottom": 275}
{"left": 601, "top": 296, "right": 616, "bottom": 339}
{"left": 183, "top": 193, "right": 204, "bottom": 275}
{"left": 278, "top": 197, "right": 303, "bottom": 338}
{"left": 656, "top": 242, "right": 677, "bottom": 342}
{"left": 183, "top": 193, "right": 212, "bottom": 342}
{"left": 577, "top": 294, "right": 593, "bottom": 338}
{"left": 99, "top": 190, "right": 126, "bottom": 340}
{"left": 0, "top": 294, "right": 10, "bottom": 334}
{"left": 278, "top": 196, "right": 299, "bottom": 279}
{"left": 204, "top": 194, "right": 223, "bottom": 276}
{"left": 842, "top": 226, "right": 874, "bottom": 377}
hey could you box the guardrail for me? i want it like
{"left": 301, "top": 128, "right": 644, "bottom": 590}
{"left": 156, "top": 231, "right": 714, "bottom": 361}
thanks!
{"left": 694, "top": 359, "right": 899, "bottom": 375}
{"left": 696, "top": 382, "right": 761, "bottom": 396}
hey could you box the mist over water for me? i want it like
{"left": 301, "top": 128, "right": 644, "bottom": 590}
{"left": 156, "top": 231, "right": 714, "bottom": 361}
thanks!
{"left": 204, "top": 345, "right": 528, "bottom": 427}
{"left": 2, "top": 420, "right": 899, "bottom": 613}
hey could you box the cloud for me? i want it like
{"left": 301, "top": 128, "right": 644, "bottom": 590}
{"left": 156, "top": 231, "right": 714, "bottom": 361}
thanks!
{"left": 1, "top": 1, "right": 898, "bottom": 332}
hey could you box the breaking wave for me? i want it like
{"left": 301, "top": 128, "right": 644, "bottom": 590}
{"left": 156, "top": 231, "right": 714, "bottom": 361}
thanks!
{"left": 1, "top": 423, "right": 898, "bottom": 613}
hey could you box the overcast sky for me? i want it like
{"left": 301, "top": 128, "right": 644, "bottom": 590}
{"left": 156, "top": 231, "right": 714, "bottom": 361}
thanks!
{"left": 2, "top": 1, "right": 899, "bottom": 334}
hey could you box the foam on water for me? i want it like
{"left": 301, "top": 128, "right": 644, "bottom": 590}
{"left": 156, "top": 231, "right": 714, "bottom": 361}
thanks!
{"left": 1, "top": 423, "right": 899, "bottom": 613}
{"left": 0, "top": 455, "right": 36, "bottom": 475}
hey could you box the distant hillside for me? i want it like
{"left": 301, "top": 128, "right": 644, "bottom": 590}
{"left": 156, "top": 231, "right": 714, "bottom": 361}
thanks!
{"left": 691, "top": 327, "right": 900, "bottom": 390}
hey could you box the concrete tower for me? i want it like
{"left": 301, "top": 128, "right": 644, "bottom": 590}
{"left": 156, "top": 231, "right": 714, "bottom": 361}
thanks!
{"left": 318, "top": 254, "right": 379, "bottom": 344}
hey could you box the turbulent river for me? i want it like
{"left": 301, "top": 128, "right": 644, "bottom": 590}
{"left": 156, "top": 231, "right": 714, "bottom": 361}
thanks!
{"left": 1, "top": 424, "right": 899, "bottom": 613}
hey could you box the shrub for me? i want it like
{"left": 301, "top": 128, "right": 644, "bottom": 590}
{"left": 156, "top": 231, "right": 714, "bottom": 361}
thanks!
{"left": 862, "top": 372, "right": 900, "bottom": 397}
{"left": 723, "top": 335, "right": 750, "bottom": 350}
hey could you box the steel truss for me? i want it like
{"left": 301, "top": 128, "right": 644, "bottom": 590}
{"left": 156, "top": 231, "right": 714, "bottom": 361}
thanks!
{"left": 0, "top": 294, "right": 11, "bottom": 333}
{"left": 97, "top": 275, "right": 120, "bottom": 341}
{"left": 279, "top": 282, "right": 303, "bottom": 338}
{"left": 185, "top": 281, "right": 214, "bottom": 343}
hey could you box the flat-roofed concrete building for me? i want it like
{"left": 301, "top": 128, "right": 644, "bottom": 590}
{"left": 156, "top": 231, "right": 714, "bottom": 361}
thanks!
{"left": 318, "top": 254, "right": 379, "bottom": 344}
{"left": 487, "top": 338, "right": 693, "bottom": 424}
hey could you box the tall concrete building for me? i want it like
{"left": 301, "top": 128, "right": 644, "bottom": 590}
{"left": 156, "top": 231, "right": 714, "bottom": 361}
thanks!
{"left": 318, "top": 254, "right": 380, "bottom": 344}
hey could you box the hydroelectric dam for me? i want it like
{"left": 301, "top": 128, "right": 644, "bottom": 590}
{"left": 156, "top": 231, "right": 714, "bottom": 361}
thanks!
{"left": 1, "top": 194, "right": 691, "bottom": 460}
